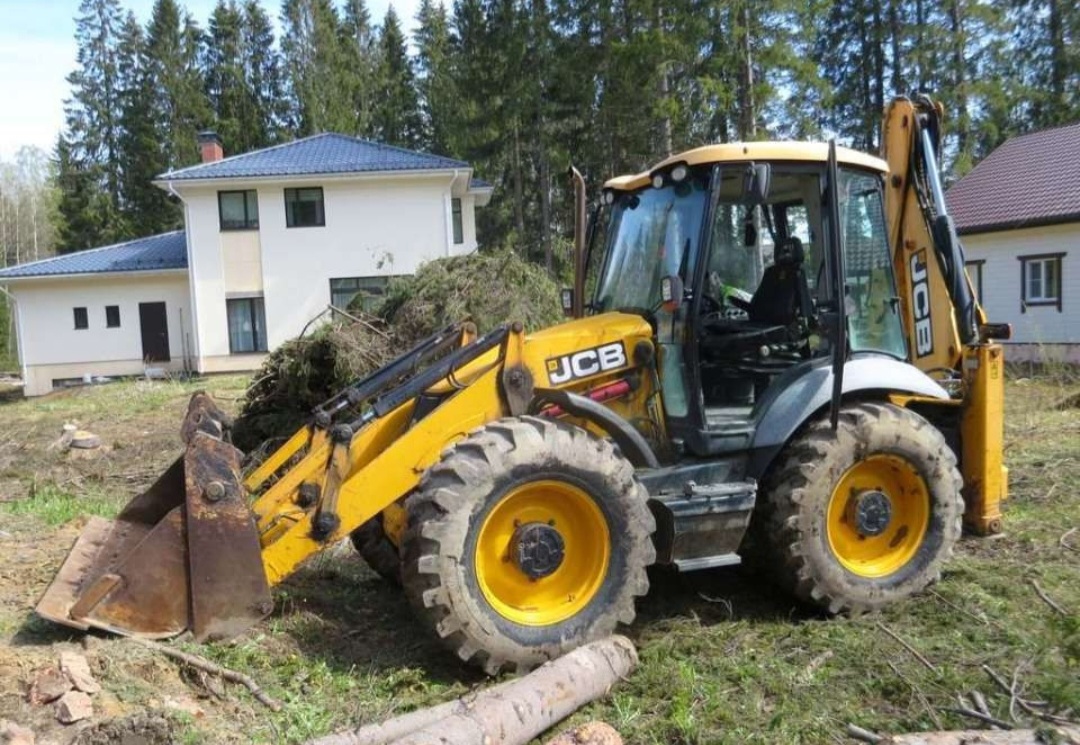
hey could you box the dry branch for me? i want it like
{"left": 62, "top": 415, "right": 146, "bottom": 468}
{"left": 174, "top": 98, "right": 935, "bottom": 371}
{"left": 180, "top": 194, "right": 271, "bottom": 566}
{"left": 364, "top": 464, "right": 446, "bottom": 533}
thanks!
{"left": 1060, "top": 527, "right": 1079, "bottom": 552}
{"left": 877, "top": 622, "right": 938, "bottom": 673}
{"left": 1030, "top": 579, "right": 1069, "bottom": 616}
{"left": 945, "top": 706, "right": 1014, "bottom": 730}
{"left": 879, "top": 725, "right": 1080, "bottom": 744}
{"left": 306, "top": 637, "right": 637, "bottom": 745}
{"left": 130, "top": 638, "right": 281, "bottom": 711}
{"left": 846, "top": 723, "right": 884, "bottom": 743}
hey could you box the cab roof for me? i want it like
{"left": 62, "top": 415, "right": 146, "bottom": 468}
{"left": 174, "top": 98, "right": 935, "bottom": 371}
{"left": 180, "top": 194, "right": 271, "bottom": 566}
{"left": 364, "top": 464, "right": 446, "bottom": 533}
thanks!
{"left": 603, "top": 141, "right": 888, "bottom": 191}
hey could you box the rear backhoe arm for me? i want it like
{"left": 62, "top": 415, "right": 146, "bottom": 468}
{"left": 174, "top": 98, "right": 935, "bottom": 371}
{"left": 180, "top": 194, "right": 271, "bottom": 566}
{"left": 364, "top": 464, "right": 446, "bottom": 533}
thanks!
{"left": 881, "top": 96, "right": 1009, "bottom": 535}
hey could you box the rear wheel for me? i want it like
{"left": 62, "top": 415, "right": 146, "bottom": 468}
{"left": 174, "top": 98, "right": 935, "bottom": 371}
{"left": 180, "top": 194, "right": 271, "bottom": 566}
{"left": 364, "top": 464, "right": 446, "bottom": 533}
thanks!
{"left": 350, "top": 515, "right": 401, "bottom": 585}
{"left": 760, "top": 402, "right": 962, "bottom": 613}
{"left": 401, "top": 416, "right": 655, "bottom": 674}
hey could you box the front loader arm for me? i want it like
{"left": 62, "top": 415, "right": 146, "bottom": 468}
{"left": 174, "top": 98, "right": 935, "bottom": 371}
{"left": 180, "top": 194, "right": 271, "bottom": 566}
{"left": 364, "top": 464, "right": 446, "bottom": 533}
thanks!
{"left": 37, "top": 312, "right": 659, "bottom": 642}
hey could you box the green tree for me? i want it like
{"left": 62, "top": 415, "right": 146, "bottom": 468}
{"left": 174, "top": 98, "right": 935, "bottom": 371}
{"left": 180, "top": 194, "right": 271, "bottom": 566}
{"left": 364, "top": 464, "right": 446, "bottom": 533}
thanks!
{"left": 146, "top": 0, "right": 211, "bottom": 171}
{"left": 242, "top": 0, "right": 286, "bottom": 146}
{"left": 414, "top": 0, "right": 456, "bottom": 154}
{"left": 59, "top": 0, "right": 126, "bottom": 250}
{"left": 280, "top": 0, "right": 355, "bottom": 135}
{"left": 373, "top": 6, "right": 423, "bottom": 147}
{"left": 117, "top": 11, "right": 170, "bottom": 236}
{"left": 340, "top": 0, "right": 378, "bottom": 136}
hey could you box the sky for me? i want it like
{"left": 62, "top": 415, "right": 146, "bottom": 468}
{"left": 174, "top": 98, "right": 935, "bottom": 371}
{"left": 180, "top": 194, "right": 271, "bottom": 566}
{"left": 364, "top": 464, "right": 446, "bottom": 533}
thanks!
{"left": 0, "top": 0, "right": 422, "bottom": 160}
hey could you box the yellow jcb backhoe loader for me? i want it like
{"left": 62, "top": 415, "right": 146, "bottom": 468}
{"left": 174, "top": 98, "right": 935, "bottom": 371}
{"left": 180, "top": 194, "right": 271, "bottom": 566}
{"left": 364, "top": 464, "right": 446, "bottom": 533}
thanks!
{"left": 37, "top": 95, "right": 1010, "bottom": 673}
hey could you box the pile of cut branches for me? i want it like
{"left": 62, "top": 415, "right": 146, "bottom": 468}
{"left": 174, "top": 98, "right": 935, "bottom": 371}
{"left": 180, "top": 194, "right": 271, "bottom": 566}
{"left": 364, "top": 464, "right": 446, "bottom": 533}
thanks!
{"left": 231, "top": 250, "right": 562, "bottom": 450}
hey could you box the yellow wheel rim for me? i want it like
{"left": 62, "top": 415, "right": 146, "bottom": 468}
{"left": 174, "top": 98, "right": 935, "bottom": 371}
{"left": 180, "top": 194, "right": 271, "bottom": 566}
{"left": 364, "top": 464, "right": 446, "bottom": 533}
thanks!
{"left": 826, "top": 454, "right": 930, "bottom": 578}
{"left": 475, "top": 480, "right": 610, "bottom": 626}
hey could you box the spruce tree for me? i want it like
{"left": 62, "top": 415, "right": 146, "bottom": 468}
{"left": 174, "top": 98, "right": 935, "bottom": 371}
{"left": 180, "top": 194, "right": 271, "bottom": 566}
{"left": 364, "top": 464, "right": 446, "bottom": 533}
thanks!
{"left": 280, "top": 0, "right": 355, "bottom": 135}
{"left": 373, "top": 6, "right": 423, "bottom": 148}
{"left": 205, "top": 0, "right": 249, "bottom": 152}
{"left": 117, "top": 11, "right": 169, "bottom": 236}
{"left": 340, "top": 0, "right": 378, "bottom": 137}
{"left": 54, "top": 135, "right": 107, "bottom": 254}
{"left": 146, "top": 0, "right": 211, "bottom": 172}
{"left": 242, "top": 0, "right": 285, "bottom": 147}
{"left": 414, "top": 0, "right": 456, "bottom": 154}
{"left": 60, "top": 0, "right": 126, "bottom": 249}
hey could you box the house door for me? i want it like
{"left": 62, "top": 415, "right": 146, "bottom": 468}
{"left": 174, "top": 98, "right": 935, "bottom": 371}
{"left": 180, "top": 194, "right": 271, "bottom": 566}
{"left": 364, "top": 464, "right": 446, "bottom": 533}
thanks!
{"left": 138, "top": 302, "right": 171, "bottom": 362}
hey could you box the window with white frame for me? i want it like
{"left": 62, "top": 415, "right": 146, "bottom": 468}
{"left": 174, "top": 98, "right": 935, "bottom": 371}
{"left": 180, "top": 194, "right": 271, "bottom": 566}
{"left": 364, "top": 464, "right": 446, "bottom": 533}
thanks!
{"left": 1019, "top": 253, "right": 1064, "bottom": 312}
{"left": 965, "top": 260, "right": 984, "bottom": 303}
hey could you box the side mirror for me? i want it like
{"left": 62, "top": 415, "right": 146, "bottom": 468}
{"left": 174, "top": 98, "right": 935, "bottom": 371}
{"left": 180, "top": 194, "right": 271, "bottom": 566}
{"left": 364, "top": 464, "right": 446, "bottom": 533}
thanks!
{"left": 743, "top": 162, "right": 771, "bottom": 205}
{"left": 560, "top": 288, "right": 575, "bottom": 317}
{"left": 660, "top": 274, "right": 684, "bottom": 312}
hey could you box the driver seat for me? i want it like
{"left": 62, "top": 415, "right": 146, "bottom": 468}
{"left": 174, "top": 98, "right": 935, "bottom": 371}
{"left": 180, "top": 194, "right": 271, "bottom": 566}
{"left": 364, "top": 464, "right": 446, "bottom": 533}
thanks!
{"left": 747, "top": 237, "right": 813, "bottom": 327}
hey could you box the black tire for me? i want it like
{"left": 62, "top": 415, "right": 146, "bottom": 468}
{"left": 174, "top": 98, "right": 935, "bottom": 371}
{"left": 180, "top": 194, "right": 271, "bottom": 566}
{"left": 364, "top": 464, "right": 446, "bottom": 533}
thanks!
{"left": 401, "top": 416, "right": 655, "bottom": 675}
{"left": 759, "top": 402, "right": 963, "bottom": 614}
{"left": 350, "top": 515, "right": 401, "bottom": 585}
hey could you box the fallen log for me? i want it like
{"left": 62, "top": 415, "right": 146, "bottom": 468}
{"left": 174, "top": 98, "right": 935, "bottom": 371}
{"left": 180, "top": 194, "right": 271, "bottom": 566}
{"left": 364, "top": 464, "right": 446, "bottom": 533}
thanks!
{"left": 306, "top": 637, "right": 637, "bottom": 745}
{"left": 305, "top": 678, "right": 522, "bottom": 745}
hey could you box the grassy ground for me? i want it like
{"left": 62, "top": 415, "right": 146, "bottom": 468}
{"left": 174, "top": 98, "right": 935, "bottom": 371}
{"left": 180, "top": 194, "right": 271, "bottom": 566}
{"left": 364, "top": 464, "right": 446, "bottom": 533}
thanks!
{"left": 0, "top": 374, "right": 1076, "bottom": 744}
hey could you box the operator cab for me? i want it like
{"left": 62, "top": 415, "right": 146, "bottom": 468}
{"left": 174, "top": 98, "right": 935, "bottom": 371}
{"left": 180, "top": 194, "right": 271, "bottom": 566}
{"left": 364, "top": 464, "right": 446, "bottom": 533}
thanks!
{"left": 590, "top": 145, "right": 908, "bottom": 459}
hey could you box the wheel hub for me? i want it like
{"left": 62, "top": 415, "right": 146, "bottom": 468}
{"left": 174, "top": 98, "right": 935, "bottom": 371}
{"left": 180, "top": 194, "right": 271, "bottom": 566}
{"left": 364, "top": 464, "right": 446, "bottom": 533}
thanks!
{"left": 511, "top": 522, "right": 565, "bottom": 579}
{"left": 849, "top": 490, "right": 892, "bottom": 537}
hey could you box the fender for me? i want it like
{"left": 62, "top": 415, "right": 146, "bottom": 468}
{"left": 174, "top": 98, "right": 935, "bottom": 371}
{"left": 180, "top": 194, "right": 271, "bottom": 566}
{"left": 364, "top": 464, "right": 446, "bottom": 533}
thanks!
{"left": 746, "top": 355, "right": 950, "bottom": 479}
{"left": 529, "top": 388, "right": 661, "bottom": 469}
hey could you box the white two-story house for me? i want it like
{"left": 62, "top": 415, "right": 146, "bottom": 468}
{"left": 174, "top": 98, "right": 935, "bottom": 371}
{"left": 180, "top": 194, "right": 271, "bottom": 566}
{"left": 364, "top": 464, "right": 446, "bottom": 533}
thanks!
{"left": 0, "top": 133, "right": 492, "bottom": 396}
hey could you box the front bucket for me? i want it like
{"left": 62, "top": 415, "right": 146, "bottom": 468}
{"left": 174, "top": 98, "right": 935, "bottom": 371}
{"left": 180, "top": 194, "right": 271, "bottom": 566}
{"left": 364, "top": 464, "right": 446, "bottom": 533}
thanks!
{"left": 35, "top": 393, "right": 273, "bottom": 642}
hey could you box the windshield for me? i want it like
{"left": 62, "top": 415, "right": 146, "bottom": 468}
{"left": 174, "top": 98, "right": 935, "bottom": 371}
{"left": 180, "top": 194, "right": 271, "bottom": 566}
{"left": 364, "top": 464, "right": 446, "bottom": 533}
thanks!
{"left": 593, "top": 171, "right": 710, "bottom": 314}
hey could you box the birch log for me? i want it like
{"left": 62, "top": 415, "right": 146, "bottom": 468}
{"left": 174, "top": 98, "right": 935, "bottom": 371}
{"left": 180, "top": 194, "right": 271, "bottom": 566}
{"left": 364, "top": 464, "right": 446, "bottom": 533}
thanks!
{"left": 390, "top": 637, "right": 636, "bottom": 745}
{"left": 305, "top": 637, "right": 637, "bottom": 745}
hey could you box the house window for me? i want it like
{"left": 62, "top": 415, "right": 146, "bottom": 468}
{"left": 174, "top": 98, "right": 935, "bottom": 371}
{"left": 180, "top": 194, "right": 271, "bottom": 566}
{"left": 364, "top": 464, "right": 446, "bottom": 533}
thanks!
{"left": 73, "top": 307, "right": 88, "bottom": 330}
{"left": 285, "top": 187, "right": 325, "bottom": 228}
{"left": 218, "top": 190, "right": 259, "bottom": 230}
{"left": 330, "top": 276, "right": 396, "bottom": 313}
{"left": 226, "top": 297, "right": 268, "bottom": 353}
{"left": 105, "top": 305, "right": 121, "bottom": 328}
{"left": 965, "top": 260, "right": 984, "bottom": 303}
{"left": 1019, "top": 253, "right": 1064, "bottom": 312}
{"left": 452, "top": 198, "right": 464, "bottom": 245}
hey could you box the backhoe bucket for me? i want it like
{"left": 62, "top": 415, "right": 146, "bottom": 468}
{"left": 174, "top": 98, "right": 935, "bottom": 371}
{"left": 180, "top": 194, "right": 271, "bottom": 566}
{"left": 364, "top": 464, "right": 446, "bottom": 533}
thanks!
{"left": 35, "top": 393, "right": 272, "bottom": 642}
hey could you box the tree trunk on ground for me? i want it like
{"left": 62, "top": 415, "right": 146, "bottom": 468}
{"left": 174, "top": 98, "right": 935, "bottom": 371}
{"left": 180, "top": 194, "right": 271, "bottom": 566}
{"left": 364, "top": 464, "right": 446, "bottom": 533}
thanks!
{"left": 306, "top": 637, "right": 638, "bottom": 745}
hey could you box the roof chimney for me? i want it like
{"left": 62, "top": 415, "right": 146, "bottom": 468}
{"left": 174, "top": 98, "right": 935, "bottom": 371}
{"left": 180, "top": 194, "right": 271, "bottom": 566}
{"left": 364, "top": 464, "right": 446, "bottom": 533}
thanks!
{"left": 198, "top": 131, "right": 223, "bottom": 163}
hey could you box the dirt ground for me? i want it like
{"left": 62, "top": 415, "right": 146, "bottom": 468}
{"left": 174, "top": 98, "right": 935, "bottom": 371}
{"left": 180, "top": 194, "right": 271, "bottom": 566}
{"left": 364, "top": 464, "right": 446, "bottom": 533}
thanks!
{"left": 0, "top": 372, "right": 1077, "bottom": 744}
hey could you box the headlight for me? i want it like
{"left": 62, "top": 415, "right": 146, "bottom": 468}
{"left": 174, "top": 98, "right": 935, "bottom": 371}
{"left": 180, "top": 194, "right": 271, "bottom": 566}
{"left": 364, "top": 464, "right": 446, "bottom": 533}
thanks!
{"left": 670, "top": 164, "right": 688, "bottom": 182}
{"left": 652, "top": 173, "right": 665, "bottom": 189}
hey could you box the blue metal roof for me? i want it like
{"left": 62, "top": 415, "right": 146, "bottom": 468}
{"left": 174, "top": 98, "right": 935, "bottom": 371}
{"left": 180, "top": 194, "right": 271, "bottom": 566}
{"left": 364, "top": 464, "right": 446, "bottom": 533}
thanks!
{"left": 470, "top": 177, "right": 493, "bottom": 189}
{"left": 160, "top": 133, "right": 471, "bottom": 181}
{"left": 0, "top": 231, "right": 187, "bottom": 280}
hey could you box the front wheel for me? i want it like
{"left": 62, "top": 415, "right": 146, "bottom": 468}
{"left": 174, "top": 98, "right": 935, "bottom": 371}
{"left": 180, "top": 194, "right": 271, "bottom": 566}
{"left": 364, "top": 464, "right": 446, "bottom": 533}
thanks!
{"left": 760, "top": 402, "right": 963, "bottom": 614}
{"left": 401, "top": 416, "right": 655, "bottom": 674}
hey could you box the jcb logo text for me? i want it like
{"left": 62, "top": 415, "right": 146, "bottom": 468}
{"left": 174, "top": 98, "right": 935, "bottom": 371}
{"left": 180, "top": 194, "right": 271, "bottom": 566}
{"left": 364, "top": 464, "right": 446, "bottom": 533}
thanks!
{"left": 547, "top": 342, "right": 627, "bottom": 385}
{"left": 910, "top": 250, "right": 933, "bottom": 357}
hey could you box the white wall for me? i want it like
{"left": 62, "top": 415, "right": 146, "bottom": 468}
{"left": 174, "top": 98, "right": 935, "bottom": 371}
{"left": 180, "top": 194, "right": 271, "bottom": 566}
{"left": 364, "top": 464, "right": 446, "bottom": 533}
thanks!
{"left": 963, "top": 223, "right": 1078, "bottom": 355}
{"left": 10, "top": 272, "right": 191, "bottom": 395}
{"left": 177, "top": 172, "right": 478, "bottom": 369}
